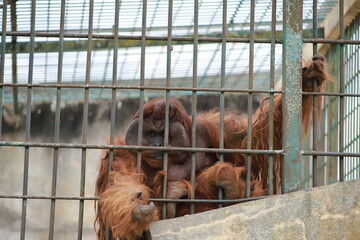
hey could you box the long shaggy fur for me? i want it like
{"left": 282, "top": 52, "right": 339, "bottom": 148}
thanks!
{"left": 193, "top": 162, "right": 267, "bottom": 213}
{"left": 94, "top": 99, "right": 196, "bottom": 240}
{"left": 99, "top": 173, "right": 158, "bottom": 240}
{"left": 95, "top": 138, "right": 160, "bottom": 240}
{"left": 94, "top": 56, "right": 330, "bottom": 239}
{"left": 196, "top": 55, "right": 329, "bottom": 194}
{"left": 170, "top": 161, "right": 266, "bottom": 215}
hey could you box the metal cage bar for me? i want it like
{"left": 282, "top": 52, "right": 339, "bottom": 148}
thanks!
{"left": 48, "top": 0, "right": 66, "bottom": 238}
{"left": 161, "top": 0, "right": 173, "bottom": 219}
{"left": 10, "top": 0, "right": 18, "bottom": 115}
{"left": 190, "top": 0, "right": 199, "bottom": 215}
{"left": 0, "top": 83, "right": 284, "bottom": 93}
{"left": 339, "top": 0, "right": 345, "bottom": 182}
{"left": 20, "top": 0, "right": 36, "bottom": 239}
{"left": 342, "top": 10, "right": 360, "bottom": 181}
{"left": 267, "top": 0, "right": 277, "bottom": 195}
{"left": 4, "top": 31, "right": 360, "bottom": 44}
{"left": 136, "top": 0, "right": 147, "bottom": 170}
{"left": 78, "top": 0, "right": 94, "bottom": 238}
{"left": 281, "top": 0, "right": 303, "bottom": 193}
{"left": 105, "top": 0, "right": 121, "bottom": 239}
{"left": 0, "top": 141, "right": 285, "bottom": 154}
{"left": 136, "top": 2, "right": 150, "bottom": 235}
{"left": 312, "top": 0, "right": 319, "bottom": 188}
{"left": 0, "top": 193, "right": 266, "bottom": 203}
{"left": 0, "top": 0, "right": 7, "bottom": 139}
{"left": 217, "top": 0, "right": 227, "bottom": 208}
{"left": 246, "top": 0, "right": 255, "bottom": 198}
{"left": 5, "top": 32, "right": 360, "bottom": 46}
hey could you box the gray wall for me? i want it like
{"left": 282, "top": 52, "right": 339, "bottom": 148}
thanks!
{"left": 151, "top": 179, "right": 360, "bottom": 240}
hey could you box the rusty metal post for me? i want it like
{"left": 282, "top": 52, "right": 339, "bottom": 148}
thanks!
{"left": 282, "top": 0, "right": 303, "bottom": 193}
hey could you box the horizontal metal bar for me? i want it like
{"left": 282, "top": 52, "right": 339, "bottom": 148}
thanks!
{"left": 0, "top": 141, "right": 284, "bottom": 155}
{"left": 0, "top": 83, "right": 283, "bottom": 94}
{"left": 302, "top": 151, "right": 360, "bottom": 157}
{"left": 302, "top": 92, "right": 360, "bottom": 97}
{"left": 3, "top": 32, "right": 360, "bottom": 45}
{"left": 2, "top": 31, "right": 282, "bottom": 44}
{"left": 148, "top": 197, "right": 268, "bottom": 204}
{"left": 4, "top": 83, "right": 360, "bottom": 97}
{"left": 0, "top": 194, "right": 267, "bottom": 203}
{"left": 45, "top": 21, "right": 320, "bottom": 34}
{"left": 303, "top": 38, "right": 360, "bottom": 45}
{"left": 0, "top": 195, "right": 98, "bottom": 200}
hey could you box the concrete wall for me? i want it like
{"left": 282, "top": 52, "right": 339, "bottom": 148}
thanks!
{"left": 151, "top": 179, "right": 360, "bottom": 240}
{"left": 318, "top": 0, "right": 360, "bottom": 55}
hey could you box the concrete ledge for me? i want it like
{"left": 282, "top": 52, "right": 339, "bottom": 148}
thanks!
{"left": 150, "top": 179, "right": 360, "bottom": 240}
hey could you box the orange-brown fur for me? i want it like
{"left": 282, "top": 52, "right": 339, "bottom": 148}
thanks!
{"left": 196, "top": 56, "right": 329, "bottom": 194}
{"left": 98, "top": 172, "right": 157, "bottom": 240}
{"left": 168, "top": 161, "right": 266, "bottom": 216}
{"left": 95, "top": 56, "right": 329, "bottom": 239}
{"left": 194, "top": 162, "right": 266, "bottom": 213}
{"left": 95, "top": 99, "right": 196, "bottom": 240}
{"left": 94, "top": 138, "right": 160, "bottom": 240}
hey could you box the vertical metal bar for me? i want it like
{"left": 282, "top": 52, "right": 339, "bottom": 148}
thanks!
{"left": 78, "top": 0, "right": 93, "bottom": 238}
{"left": 323, "top": 96, "right": 329, "bottom": 185}
{"left": 162, "top": 0, "right": 173, "bottom": 219}
{"left": 350, "top": 21, "right": 352, "bottom": 178}
{"left": 327, "top": 49, "right": 338, "bottom": 184}
{"left": 49, "top": 0, "right": 66, "bottom": 239}
{"left": 190, "top": 0, "right": 199, "bottom": 215}
{"left": 312, "top": 0, "right": 318, "bottom": 187}
{"left": 217, "top": 0, "right": 227, "bottom": 207}
{"left": 326, "top": 94, "right": 332, "bottom": 184}
{"left": 10, "top": 0, "right": 18, "bottom": 114}
{"left": 282, "top": 0, "right": 303, "bottom": 193}
{"left": 20, "top": 0, "right": 36, "bottom": 239}
{"left": 347, "top": 24, "right": 351, "bottom": 180}
{"left": 219, "top": 0, "right": 227, "bottom": 158}
{"left": 246, "top": 0, "right": 255, "bottom": 198}
{"left": 44, "top": 0, "right": 51, "bottom": 84}
{"left": 137, "top": 0, "right": 147, "bottom": 169}
{"left": 343, "top": 28, "right": 348, "bottom": 180}
{"left": 339, "top": 0, "right": 345, "bottom": 182}
{"left": 109, "top": 0, "right": 120, "bottom": 162}
{"left": 0, "top": 0, "right": 8, "bottom": 139}
{"left": 356, "top": 16, "right": 359, "bottom": 180}
{"left": 354, "top": 16, "right": 360, "bottom": 179}
{"left": 268, "top": 0, "right": 277, "bottom": 195}
{"left": 351, "top": 43, "right": 354, "bottom": 179}
{"left": 352, "top": 25, "right": 356, "bottom": 180}
{"left": 106, "top": 1, "right": 120, "bottom": 238}
{"left": 349, "top": 22, "right": 352, "bottom": 180}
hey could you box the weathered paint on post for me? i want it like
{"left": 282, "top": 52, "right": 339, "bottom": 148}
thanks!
{"left": 282, "top": 0, "right": 303, "bottom": 193}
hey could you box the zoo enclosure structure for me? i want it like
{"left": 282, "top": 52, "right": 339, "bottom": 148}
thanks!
{"left": 0, "top": 0, "right": 359, "bottom": 239}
